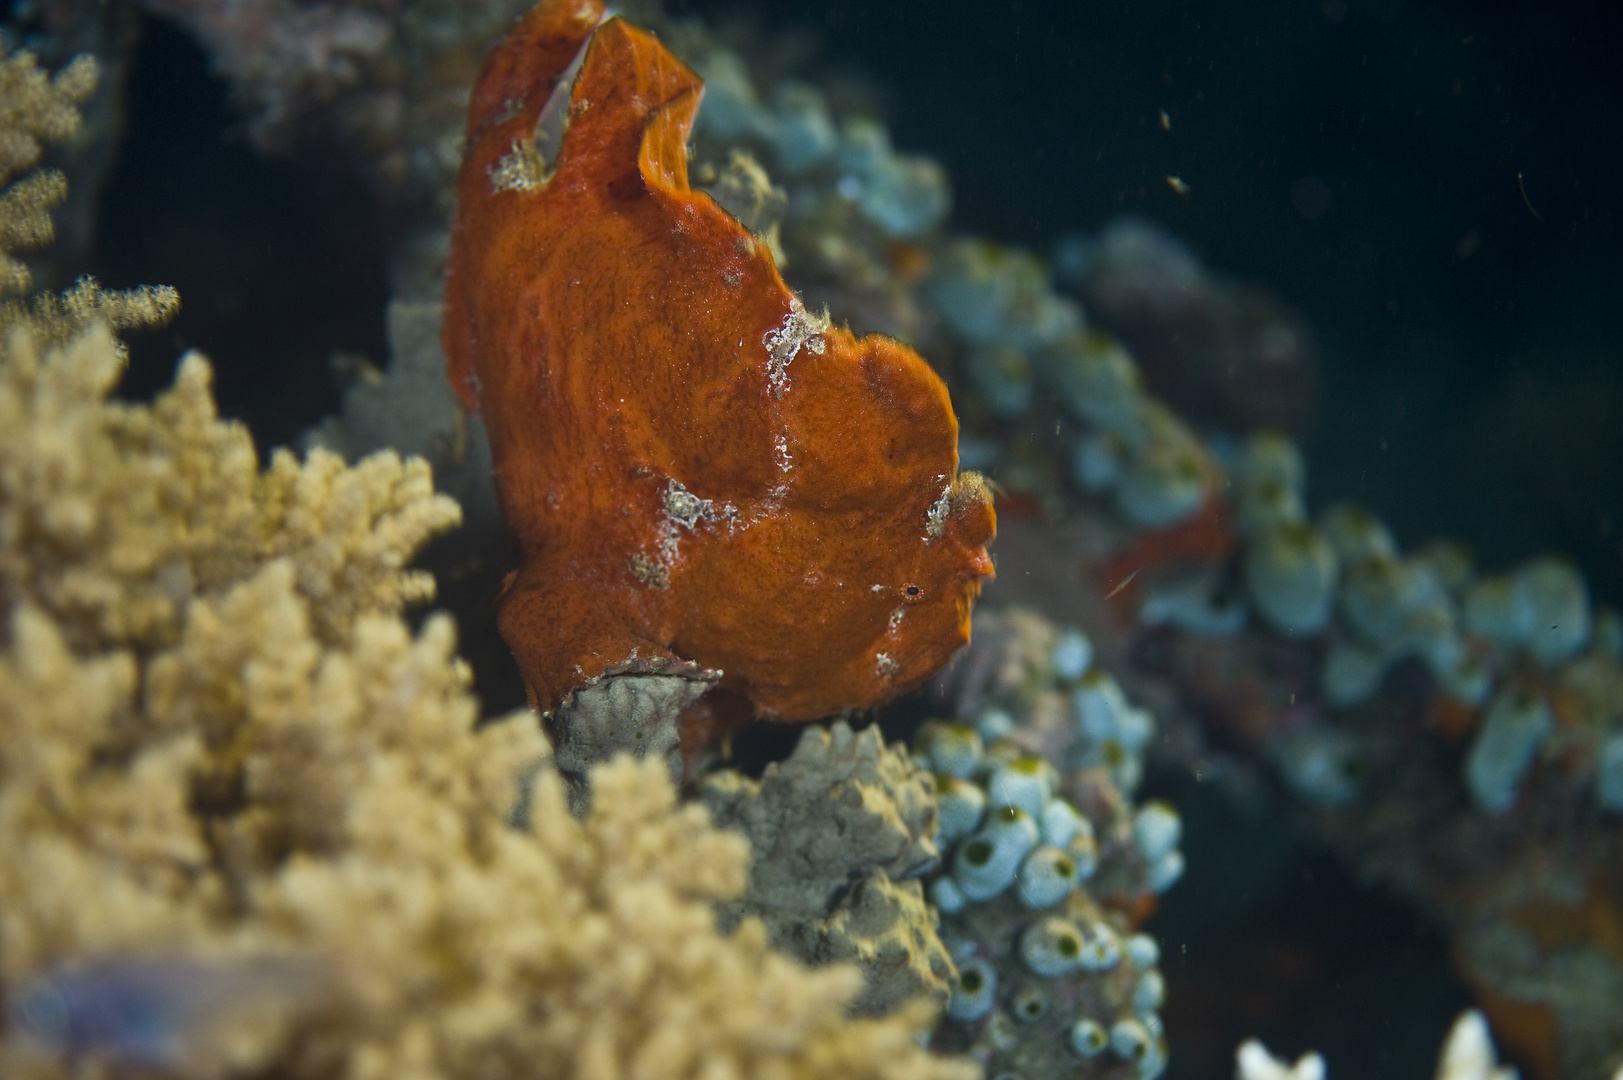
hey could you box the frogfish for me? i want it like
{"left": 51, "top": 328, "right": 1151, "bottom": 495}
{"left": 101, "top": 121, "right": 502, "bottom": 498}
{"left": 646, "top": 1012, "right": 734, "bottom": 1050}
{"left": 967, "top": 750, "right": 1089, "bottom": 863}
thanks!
{"left": 442, "top": 0, "right": 995, "bottom": 728}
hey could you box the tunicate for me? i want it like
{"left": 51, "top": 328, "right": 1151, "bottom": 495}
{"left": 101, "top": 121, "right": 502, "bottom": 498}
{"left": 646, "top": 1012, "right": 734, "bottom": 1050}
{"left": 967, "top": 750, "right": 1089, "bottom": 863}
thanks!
{"left": 1016, "top": 846, "right": 1080, "bottom": 908}
{"left": 1463, "top": 574, "right": 1530, "bottom": 647}
{"left": 1051, "top": 629, "right": 1094, "bottom": 682}
{"left": 692, "top": 52, "right": 764, "bottom": 140}
{"left": 1125, "top": 934, "right": 1160, "bottom": 969}
{"left": 852, "top": 130, "right": 950, "bottom": 239}
{"left": 1235, "top": 477, "right": 1307, "bottom": 538}
{"left": 1145, "top": 851, "right": 1185, "bottom": 894}
{"left": 1067, "top": 822, "right": 1100, "bottom": 880}
{"left": 1133, "top": 802, "right": 1181, "bottom": 862}
{"left": 1019, "top": 917, "right": 1085, "bottom": 976}
{"left": 947, "top": 958, "right": 998, "bottom": 1020}
{"left": 953, "top": 806, "right": 1039, "bottom": 901}
{"left": 1466, "top": 689, "right": 1554, "bottom": 815}
{"left": 1340, "top": 556, "right": 1422, "bottom": 643}
{"left": 1133, "top": 970, "right": 1167, "bottom": 1012}
{"left": 1117, "top": 438, "right": 1206, "bottom": 529}
{"left": 1271, "top": 727, "right": 1360, "bottom": 807}
{"left": 1070, "top": 1018, "right": 1109, "bottom": 1056}
{"left": 1073, "top": 671, "right": 1132, "bottom": 742}
{"left": 1010, "top": 987, "right": 1050, "bottom": 1022}
{"left": 1245, "top": 522, "right": 1339, "bottom": 636}
{"left": 936, "top": 775, "right": 988, "bottom": 842}
{"left": 1318, "top": 503, "right": 1397, "bottom": 564}
{"left": 1039, "top": 798, "right": 1086, "bottom": 849}
{"left": 766, "top": 83, "right": 837, "bottom": 173}
{"left": 930, "top": 875, "right": 966, "bottom": 914}
{"left": 986, "top": 757, "right": 1053, "bottom": 821}
{"left": 974, "top": 707, "right": 1017, "bottom": 741}
{"left": 1078, "top": 922, "right": 1121, "bottom": 971}
{"left": 1518, "top": 557, "right": 1591, "bottom": 663}
{"left": 919, "top": 723, "right": 983, "bottom": 779}
{"left": 1042, "top": 331, "right": 1142, "bottom": 431}
{"left": 1236, "top": 430, "right": 1306, "bottom": 494}
{"left": 1110, "top": 1018, "right": 1152, "bottom": 1060}
{"left": 1073, "top": 432, "right": 1124, "bottom": 492}
{"left": 928, "top": 241, "right": 1082, "bottom": 350}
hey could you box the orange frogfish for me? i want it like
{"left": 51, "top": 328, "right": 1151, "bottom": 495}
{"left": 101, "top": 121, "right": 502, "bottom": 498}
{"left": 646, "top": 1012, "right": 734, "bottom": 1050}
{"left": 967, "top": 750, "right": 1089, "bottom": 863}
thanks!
{"left": 442, "top": 0, "right": 995, "bottom": 723}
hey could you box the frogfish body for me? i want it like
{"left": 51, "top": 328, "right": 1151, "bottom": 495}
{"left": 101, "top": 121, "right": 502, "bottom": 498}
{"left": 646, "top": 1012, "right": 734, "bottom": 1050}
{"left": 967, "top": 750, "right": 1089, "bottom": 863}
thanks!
{"left": 443, "top": 0, "right": 995, "bottom": 722}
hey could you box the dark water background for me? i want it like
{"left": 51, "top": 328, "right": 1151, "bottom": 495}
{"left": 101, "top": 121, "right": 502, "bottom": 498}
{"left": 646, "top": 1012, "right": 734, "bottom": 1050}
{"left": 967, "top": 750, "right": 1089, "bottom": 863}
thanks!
{"left": 79, "top": 2, "right": 1622, "bottom": 1076}
{"left": 759, "top": 0, "right": 1623, "bottom": 612}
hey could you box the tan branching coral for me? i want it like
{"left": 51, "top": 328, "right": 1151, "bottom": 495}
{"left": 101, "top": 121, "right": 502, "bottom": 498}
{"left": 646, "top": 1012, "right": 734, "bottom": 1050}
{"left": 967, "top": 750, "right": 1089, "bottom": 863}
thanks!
{"left": 0, "top": 323, "right": 975, "bottom": 1079}
{"left": 0, "top": 48, "right": 178, "bottom": 343}
{"left": 0, "top": 324, "right": 460, "bottom": 650}
{"left": 0, "top": 47, "right": 95, "bottom": 295}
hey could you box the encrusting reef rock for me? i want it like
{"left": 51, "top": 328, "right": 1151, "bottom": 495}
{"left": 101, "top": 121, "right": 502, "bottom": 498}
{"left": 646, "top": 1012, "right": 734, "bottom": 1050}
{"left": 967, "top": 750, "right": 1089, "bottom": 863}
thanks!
{"left": 702, "top": 721, "right": 955, "bottom": 1018}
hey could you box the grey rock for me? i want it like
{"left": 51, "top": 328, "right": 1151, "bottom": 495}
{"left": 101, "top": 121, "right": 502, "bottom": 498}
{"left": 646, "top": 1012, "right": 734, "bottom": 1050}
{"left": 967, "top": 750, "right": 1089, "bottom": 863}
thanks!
{"left": 551, "top": 659, "right": 720, "bottom": 817}
{"left": 703, "top": 721, "right": 953, "bottom": 1016}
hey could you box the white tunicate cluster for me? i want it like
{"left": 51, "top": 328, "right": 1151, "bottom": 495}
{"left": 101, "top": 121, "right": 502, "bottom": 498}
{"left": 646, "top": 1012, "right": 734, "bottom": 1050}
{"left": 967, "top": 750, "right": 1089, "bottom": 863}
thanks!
{"left": 926, "top": 240, "right": 1083, "bottom": 351}
{"left": 690, "top": 51, "right": 949, "bottom": 239}
{"left": 1132, "top": 801, "right": 1186, "bottom": 894}
{"left": 1315, "top": 509, "right": 1490, "bottom": 709}
{"left": 1230, "top": 433, "right": 1336, "bottom": 637}
{"left": 1138, "top": 568, "right": 1249, "bottom": 637}
{"left": 947, "top": 782, "right": 1094, "bottom": 907}
{"left": 834, "top": 117, "right": 951, "bottom": 238}
{"left": 924, "top": 611, "right": 1175, "bottom": 1079}
{"left": 1042, "top": 333, "right": 1209, "bottom": 530}
{"left": 1071, "top": 669, "right": 1157, "bottom": 794}
{"left": 1223, "top": 431, "right": 1620, "bottom": 815}
{"left": 1463, "top": 557, "right": 1592, "bottom": 664}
